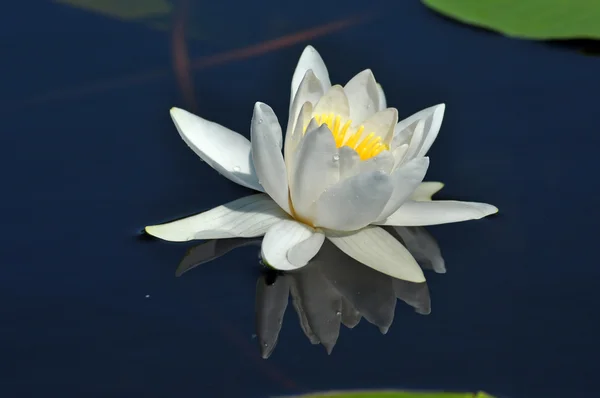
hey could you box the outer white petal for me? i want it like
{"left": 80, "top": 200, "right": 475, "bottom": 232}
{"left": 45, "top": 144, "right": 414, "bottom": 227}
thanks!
{"left": 285, "top": 101, "right": 312, "bottom": 180}
{"left": 393, "top": 104, "right": 445, "bottom": 159}
{"left": 403, "top": 119, "right": 425, "bottom": 161}
{"left": 314, "top": 171, "right": 393, "bottom": 231}
{"left": 343, "top": 69, "right": 380, "bottom": 124}
{"left": 287, "top": 229, "right": 326, "bottom": 267}
{"left": 251, "top": 103, "right": 290, "bottom": 214}
{"left": 416, "top": 104, "right": 445, "bottom": 158}
{"left": 170, "top": 107, "right": 262, "bottom": 191}
{"left": 145, "top": 194, "right": 288, "bottom": 242}
{"left": 375, "top": 200, "right": 499, "bottom": 226}
{"left": 290, "top": 46, "right": 331, "bottom": 106}
{"left": 376, "top": 157, "right": 430, "bottom": 222}
{"left": 286, "top": 70, "right": 324, "bottom": 138}
{"left": 290, "top": 124, "right": 340, "bottom": 222}
{"left": 410, "top": 181, "right": 444, "bottom": 201}
{"left": 313, "top": 85, "right": 350, "bottom": 119}
{"left": 376, "top": 83, "right": 386, "bottom": 111}
{"left": 326, "top": 226, "right": 425, "bottom": 283}
{"left": 261, "top": 219, "right": 325, "bottom": 270}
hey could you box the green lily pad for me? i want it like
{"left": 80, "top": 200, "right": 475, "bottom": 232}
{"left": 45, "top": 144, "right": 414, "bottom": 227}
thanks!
{"left": 289, "top": 390, "right": 496, "bottom": 398}
{"left": 422, "top": 0, "right": 600, "bottom": 40}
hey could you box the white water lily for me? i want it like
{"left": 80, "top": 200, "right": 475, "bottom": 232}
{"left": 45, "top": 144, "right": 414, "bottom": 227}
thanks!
{"left": 146, "top": 45, "right": 498, "bottom": 282}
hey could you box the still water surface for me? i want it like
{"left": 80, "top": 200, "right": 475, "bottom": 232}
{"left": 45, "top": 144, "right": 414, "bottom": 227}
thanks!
{"left": 1, "top": 1, "right": 599, "bottom": 397}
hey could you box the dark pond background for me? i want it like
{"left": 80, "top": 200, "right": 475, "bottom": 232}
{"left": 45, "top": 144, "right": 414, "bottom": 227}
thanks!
{"left": 2, "top": 1, "right": 599, "bottom": 397}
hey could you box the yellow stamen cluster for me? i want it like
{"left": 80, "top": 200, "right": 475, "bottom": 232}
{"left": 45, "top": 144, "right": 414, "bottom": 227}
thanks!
{"left": 314, "top": 113, "right": 388, "bottom": 160}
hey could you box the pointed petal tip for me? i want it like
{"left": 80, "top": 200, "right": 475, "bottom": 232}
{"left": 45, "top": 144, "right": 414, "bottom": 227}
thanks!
{"left": 144, "top": 224, "right": 186, "bottom": 242}
{"left": 417, "top": 308, "right": 432, "bottom": 315}
{"left": 169, "top": 107, "right": 184, "bottom": 117}
{"left": 358, "top": 68, "right": 374, "bottom": 78}
{"left": 323, "top": 343, "right": 335, "bottom": 355}
{"left": 480, "top": 204, "right": 499, "bottom": 217}
{"left": 144, "top": 225, "right": 156, "bottom": 236}
{"left": 433, "top": 257, "right": 447, "bottom": 273}
{"left": 253, "top": 101, "right": 267, "bottom": 110}
{"left": 379, "top": 326, "right": 389, "bottom": 335}
{"left": 260, "top": 345, "right": 274, "bottom": 359}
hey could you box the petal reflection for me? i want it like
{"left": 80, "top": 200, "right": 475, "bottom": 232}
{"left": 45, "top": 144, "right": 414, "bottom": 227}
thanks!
{"left": 393, "top": 279, "right": 432, "bottom": 315}
{"left": 389, "top": 226, "right": 446, "bottom": 273}
{"left": 255, "top": 273, "right": 290, "bottom": 359}
{"left": 174, "top": 225, "right": 443, "bottom": 358}
{"left": 340, "top": 296, "right": 362, "bottom": 329}
{"left": 289, "top": 264, "right": 342, "bottom": 354}
{"left": 175, "top": 237, "right": 261, "bottom": 276}
{"left": 315, "top": 240, "right": 396, "bottom": 333}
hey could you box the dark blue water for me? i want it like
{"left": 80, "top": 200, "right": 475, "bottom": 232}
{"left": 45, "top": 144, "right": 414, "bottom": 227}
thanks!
{"left": 2, "top": 1, "right": 599, "bottom": 397}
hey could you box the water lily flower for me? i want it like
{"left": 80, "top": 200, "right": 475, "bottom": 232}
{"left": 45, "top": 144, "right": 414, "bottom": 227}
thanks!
{"left": 146, "top": 45, "right": 498, "bottom": 282}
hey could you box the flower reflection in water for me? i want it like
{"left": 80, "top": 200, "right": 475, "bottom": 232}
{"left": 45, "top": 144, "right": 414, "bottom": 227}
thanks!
{"left": 175, "top": 226, "right": 444, "bottom": 359}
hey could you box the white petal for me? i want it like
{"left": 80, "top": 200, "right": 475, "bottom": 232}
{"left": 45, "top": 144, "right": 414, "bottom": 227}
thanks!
{"left": 338, "top": 146, "right": 361, "bottom": 180}
{"left": 358, "top": 150, "right": 395, "bottom": 175}
{"left": 285, "top": 101, "right": 313, "bottom": 179}
{"left": 261, "top": 219, "right": 324, "bottom": 270}
{"left": 145, "top": 194, "right": 288, "bottom": 242}
{"left": 376, "top": 157, "right": 430, "bottom": 221}
{"left": 358, "top": 108, "right": 398, "bottom": 146}
{"left": 376, "top": 200, "right": 499, "bottom": 226}
{"left": 403, "top": 119, "right": 425, "bottom": 161}
{"left": 286, "top": 70, "right": 324, "bottom": 138}
{"left": 169, "top": 108, "right": 263, "bottom": 191}
{"left": 287, "top": 229, "right": 326, "bottom": 266}
{"left": 251, "top": 103, "right": 291, "bottom": 214}
{"left": 393, "top": 104, "right": 445, "bottom": 159}
{"left": 314, "top": 171, "right": 393, "bottom": 231}
{"left": 337, "top": 146, "right": 394, "bottom": 181}
{"left": 290, "top": 124, "right": 340, "bottom": 222}
{"left": 391, "top": 120, "right": 415, "bottom": 150}
{"left": 391, "top": 143, "right": 409, "bottom": 170}
{"left": 343, "top": 69, "right": 379, "bottom": 123}
{"left": 290, "top": 46, "right": 331, "bottom": 106}
{"left": 376, "top": 83, "right": 386, "bottom": 111}
{"left": 417, "top": 103, "right": 445, "bottom": 158}
{"left": 313, "top": 85, "right": 350, "bottom": 119}
{"left": 326, "top": 226, "right": 425, "bottom": 282}
{"left": 410, "top": 181, "right": 444, "bottom": 201}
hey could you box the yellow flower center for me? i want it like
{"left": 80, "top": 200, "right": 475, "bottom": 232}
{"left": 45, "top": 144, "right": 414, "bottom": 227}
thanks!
{"left": 313, "top": 113, "right": 388, "bottom": 160}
